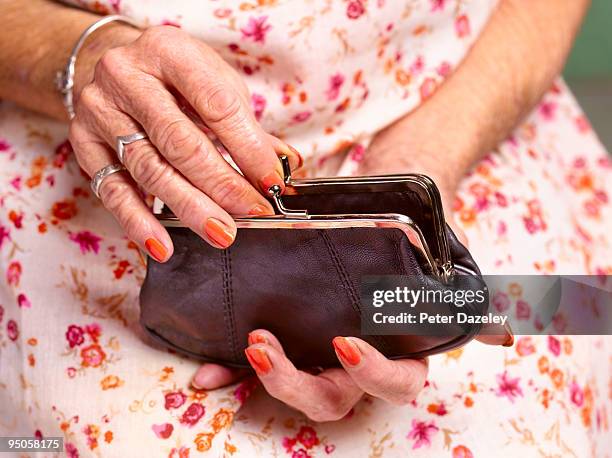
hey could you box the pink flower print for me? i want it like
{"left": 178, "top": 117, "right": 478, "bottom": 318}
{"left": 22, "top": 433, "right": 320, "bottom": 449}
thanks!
{"left": 6, "top": 261, "right": 21, "bottom": 286}
{"left": 240, "top": 16, "right": 271, "bottom": 44}
{"left": 179, "top": 402, "right": 205, "bottom": 427}
{"left": 455, "top": 15, "right": 470, "bottom": 37}
{"left": 494, "top": 191, "right": 508, "bottom": 207}
{"left": 9, "top": 177, "right": 21, "bottom": 190}
{"left": 296, "top": 426, "right": 320, "bottom": 449}
{"left": 326, "top": 73, "right": 345, "bottom": 101}
{"left": 410, "top": 56, "right": 425, "bottom": 75}
{"left": 430, "top": 0, "right": 446, "bottom": 11}
{"left": 53, "top": 140, "right": 72, "bottom": 169}
{"left": 152, "top": 423, "right": 174, "bottom": 439}
{"left": 547, "top": 336, "right": 561, "bottom": 356}
{"left": 65, "top": 442, "right": 79, "bottom": 458}
{"left": 347, "top": 0, "right": 365, "bottom": 19}
{"left": 109, "top": 0, "right": 121, "bottom": 13}
{"left": 0, "top": 225, "right": 11, "bottom": 249}
{"left": 492, "top": 292, "right": 510, "bottom": 312}
{"left": 164, "top": 391, "right": 187, "bottom": 410}
{"left": 495, "top": 371, "right": 523, "bottom": 402}
{"left": 69, "top": 231, "right": 102, "bottom": 254}
{"left": 407, "top": 420, "right": 439, "bottom": 449}
{"left": 234, "top": 378, "right": 257, "bottom": 404}
{"left": 516, "top": 299, "right": 531, "bottom": 320}
{"left": 539, "top": 101, "right": 557, "bottom": 120}
{"left": 66, "top": 325, "right": 85, "bottom": 348}
{"left": 349, "top": 144, "right": 365, "bottom": 162}
{"left": 251, "top": 93, "right": 267, "bottom": 121}
{"left": 7, "top": 319, "right": 18, "bottom": 341}
{"left": 169, "top": 447, "right": 189, "bottom": 458}
{"left": 17, "top": 293, "right": 31, "bottom": 308}
{"left": 324, "top": 444, "right": 336, "bottom": 454}
{"left": 282, "top": 437, "right": 297, "bottom": 453}
{"left": 85, "top": 323, "right": 102, "bottom": 342}
{"left": 575, "top": 115, "right": 591, "bottom": 133}
{"left": 292, "top": 111, "right": 312, "bottom": 123}
{"left": 436, "top": 61, "right": 452, "bottom": 78}
{"left": 569, "top": 382, "right": 584, "bottom": 407}
{"left": 0, "top": 139, "right": 10, "bottom": 152}
{"left": 66, "top": 367, "right": 77, "bottom": 378}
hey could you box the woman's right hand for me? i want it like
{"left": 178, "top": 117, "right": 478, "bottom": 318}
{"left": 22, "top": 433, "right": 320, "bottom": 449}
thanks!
{"left": 69, "top": 25, "right": 301, "bottom": 261}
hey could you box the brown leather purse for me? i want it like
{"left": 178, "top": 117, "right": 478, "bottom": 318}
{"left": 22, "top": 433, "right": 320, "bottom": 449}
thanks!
{"left": 139, "top": 157, "right": 489, "bottom": 368}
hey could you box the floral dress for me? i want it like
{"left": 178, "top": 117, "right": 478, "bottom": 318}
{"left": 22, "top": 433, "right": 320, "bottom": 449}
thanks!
{"left": 1, "top": 1, "right": 611, "bottom": 457}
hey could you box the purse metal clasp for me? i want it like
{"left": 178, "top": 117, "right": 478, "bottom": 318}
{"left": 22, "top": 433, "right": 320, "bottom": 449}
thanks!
{"left": 267, "top": 156, "right": 309, "bottom": 219}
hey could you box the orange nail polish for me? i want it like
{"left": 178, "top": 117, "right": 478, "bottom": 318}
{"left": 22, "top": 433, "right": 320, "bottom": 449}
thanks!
{"left": 248, "top": 204, "right": 273, "bottom": 216}
{"left": 260, "top": 171, "right": 285, "bottom": 193}
{"left": 245, "top": 347, "right": 272, "bottom": 374}
{"left": 205, "top": 218, "right": 235, "bottom": 248}
{"left": 248, "top": 332, "right": 267, "bottom": 345}
{"left": 145, "top": 238, "right": 167, "bottom": 262}
{"left": 332, "top": 337, "right": 361, "bottom": 366}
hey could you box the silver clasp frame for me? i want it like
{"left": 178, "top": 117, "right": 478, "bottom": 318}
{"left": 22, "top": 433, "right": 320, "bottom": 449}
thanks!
{"left": 267, "top": 155, "right": 309, "bottom": 219}
{"left": 154, "top": 156, "right": 454, "bottom": 281}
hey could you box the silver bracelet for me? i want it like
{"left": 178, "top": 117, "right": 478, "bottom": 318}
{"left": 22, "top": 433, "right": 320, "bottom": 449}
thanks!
{"left": 55, "top": 15, "right": 140, "bottom": 119}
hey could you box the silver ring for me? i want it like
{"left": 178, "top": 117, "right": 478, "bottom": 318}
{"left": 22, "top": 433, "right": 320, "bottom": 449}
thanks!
{"left": 116, "top": 131, "right": 148, "bottom": 163}
{"left": 90, "top": 163, "right": 126, "bottom": 199}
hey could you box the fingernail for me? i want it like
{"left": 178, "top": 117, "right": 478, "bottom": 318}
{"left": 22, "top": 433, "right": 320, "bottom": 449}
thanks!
{"left": 248, "top": 332, "right": 267, "bottom": 346}
{"left": 205, "top": 218, "right": 235, "bottom": 248}
{"left": 287, "top": 144, "right": 304, "bottom": 168}
{"left": 191, "top": 372, "right": 213, "bottom": 390}
{"left": 245, "top": 347, "right": 272, "bottom": 374}
{"left": 332, "top": 337, "right": 361, "bottom": 367}
{"left": 259, "top": 171, "right": 285, "bottom": 194}
{"left": 503, "top": 322, "right": 514, "bottom": 347}
{"left": 248, "top": 204, "right": 273, "bottom": 216}
{"left": 145, "top": 238, "right": 167, "bottom": 262}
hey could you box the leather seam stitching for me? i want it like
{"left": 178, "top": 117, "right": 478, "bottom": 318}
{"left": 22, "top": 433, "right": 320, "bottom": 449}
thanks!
{"left": 221, "top": 248, "right": 239, "bottom": 363}
{"left": 319, "top": 231, "right": 390, "bottom": 352}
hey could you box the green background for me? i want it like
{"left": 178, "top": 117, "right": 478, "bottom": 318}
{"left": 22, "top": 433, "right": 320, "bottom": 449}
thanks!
{"left": 564, "top": 1, "right": 612, "bottom": 79}
{"left": 564, "top": 1, "right": 611, "bottom": 151}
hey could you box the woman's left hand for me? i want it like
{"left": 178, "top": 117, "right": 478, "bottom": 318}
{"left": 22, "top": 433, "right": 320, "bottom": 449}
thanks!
{"left": 193, "top": 330, "right": 428, "bottom": 422}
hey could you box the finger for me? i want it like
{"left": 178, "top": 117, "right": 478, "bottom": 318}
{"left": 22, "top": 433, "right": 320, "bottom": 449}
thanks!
{"left": 332, "top": 337, "right": 428, "bottom": 405}
{"left": 81, "top": 79, "right": 274, "bottom": 217}
{"left": 266, "top": 135, "right": 304, "bottom": 172}
{"left": 69, "top": 122, "right": 174, "bottom": 261}
{"left": 75, "top": 91, "right": 239, "bottom": 249}
{"left": 247, "top": 329, "right": 285, "bottom": 354}
{"left": 148, "top": 33, "right": 287, "bottom": 193}
{"left": 191, "top": 363, "right": 248, "bottom": 390}
{"left": 122, "top": 136, "right": 239, "bottom": 248}
{"left": 245, "top": 342, "right": 363, "bottom": 422}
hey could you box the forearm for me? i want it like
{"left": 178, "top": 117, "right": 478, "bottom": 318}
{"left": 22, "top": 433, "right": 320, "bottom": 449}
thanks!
{"left": 396, "top": 0, "right": 590, "bottom": 181}
{"left": 0, "top": 0, "right": 139, "bottom": 120}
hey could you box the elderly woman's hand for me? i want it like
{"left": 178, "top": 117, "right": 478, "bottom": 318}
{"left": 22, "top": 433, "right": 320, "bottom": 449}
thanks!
{"left": 69, "top": 25, "right": 301, "bottom": 260}
{"left": 194, "top": 330, "right": 428, "bottom": 422}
